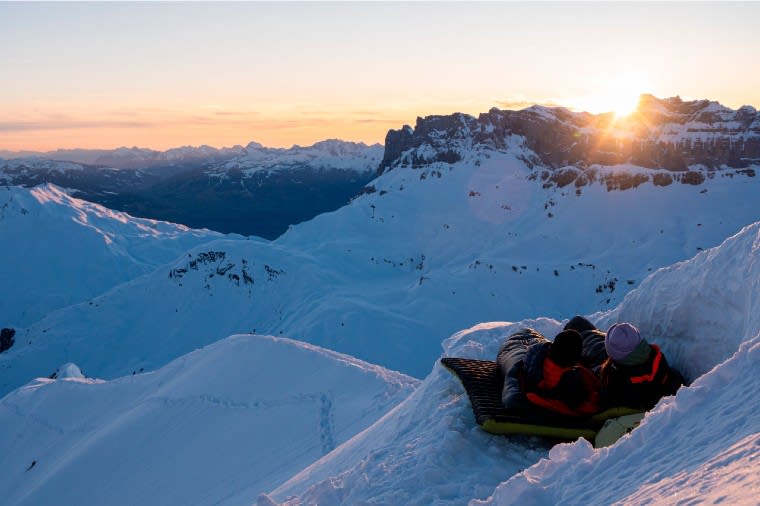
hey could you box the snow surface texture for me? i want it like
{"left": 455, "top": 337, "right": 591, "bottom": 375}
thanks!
{"left": 3, "top": 143, "right": 758, "bottom": 394}
{"left": 0, "top": 335, "right": 417, "bottom": 506}
{"left": 266, "top": 222, "right": 760, "bottom": 505}
{"left": 0, "top": 184, "right": 223, "bottom": 327}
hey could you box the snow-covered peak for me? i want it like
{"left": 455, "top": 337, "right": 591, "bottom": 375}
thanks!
{"left": 637, "top": 93, "right": 734, "bottom": 118}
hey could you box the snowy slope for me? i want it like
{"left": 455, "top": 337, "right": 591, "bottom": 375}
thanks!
{"left": 0, "top": 334, "right": 418, "bottom": 506}
{"left": 0, "top": 184, "right": 223, "bottom": 327}
{"left": 267, "top": 221, "right": 760, "bottom": 505}
{"left": 2, "top": 142, "right": 758, "bottom": 395}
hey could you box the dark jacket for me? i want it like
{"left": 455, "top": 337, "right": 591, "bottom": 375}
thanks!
{"left": 599, "top": 345, "right": 684, "bottom": 410}
{"left": 497, "top": 328, "right": 599, "bottom": 417}
{"left": 565, "top": 315, "right": 685, "bottom": 410}
{"left": 564, "top": 315, "right": 608, "bottom": 372}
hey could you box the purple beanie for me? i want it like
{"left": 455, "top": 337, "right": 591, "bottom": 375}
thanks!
{"left": 605, "top": 323, "right": 642, "bottom": 361}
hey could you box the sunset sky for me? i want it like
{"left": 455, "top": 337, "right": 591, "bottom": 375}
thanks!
{"left": 2, "top": 2, "right": 759, "bottom": 151}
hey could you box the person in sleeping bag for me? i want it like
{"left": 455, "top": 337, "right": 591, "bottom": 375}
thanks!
{"left": 599, "top": 322, "right": 684, "bottom": 410}
{"left": 497, "top": 328, "right": 600, "bottom": 417}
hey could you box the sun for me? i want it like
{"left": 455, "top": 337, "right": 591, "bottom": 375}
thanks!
{"left": 574, "top": 73, "right": 650, "bottom": 118}
{"left": 605, "top": 89, "right": 641, "bottom": 118}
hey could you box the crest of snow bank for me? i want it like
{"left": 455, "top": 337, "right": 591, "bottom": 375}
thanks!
{"left": 474, "top": 334, "right": 760, "bottom": 506}
{"left": 268, "top": 221, "right": 760, "bottom": 505}
{"left": 605, "top": 221, "right": 760, "bottom": 382}
{"left": 0, "top": 334, "right": 418, "bottom": 506}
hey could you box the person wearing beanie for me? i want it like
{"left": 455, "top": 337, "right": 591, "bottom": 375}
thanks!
{"left": 605, "top": 323, "right": 652, "bottom": 365}
{"left": 599, "top": 322, "right": 684, "bottom": 410}
{"left": 497, "top": 328, "right": 599, "bottom": 417}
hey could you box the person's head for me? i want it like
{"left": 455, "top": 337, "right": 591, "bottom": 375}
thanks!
{"left": 605, "top": 322, "right": 652, "bottom": 366}
{"left": 549, "top": 329, "right": 583, "bottom": 367}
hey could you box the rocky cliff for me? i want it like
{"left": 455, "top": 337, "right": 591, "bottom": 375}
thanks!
{"left": 380, "top": 95, "right": 760, "bottom": 179}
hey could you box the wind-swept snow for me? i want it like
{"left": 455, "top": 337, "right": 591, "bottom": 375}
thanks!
{"left": 0, "top": 334, "right": 417, "bottom": 506}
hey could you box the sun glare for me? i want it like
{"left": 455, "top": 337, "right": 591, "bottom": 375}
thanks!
{"left": 574, "top": 73, "right": 650, "bottom": 118}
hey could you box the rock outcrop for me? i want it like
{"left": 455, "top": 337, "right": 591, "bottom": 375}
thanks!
{"left": 380, "top": 95, "right": 760, "bottom": 176}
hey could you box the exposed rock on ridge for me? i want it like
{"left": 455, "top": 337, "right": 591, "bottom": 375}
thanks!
{"left": 380, "top": 95, "right": 760, "bottom": 175}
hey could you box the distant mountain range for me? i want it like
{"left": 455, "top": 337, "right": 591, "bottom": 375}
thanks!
{"left": 0, "top": 140, "right": 383, "bottom": 239}
{"left": 0, "top": 144, "right": 248, "bottom": 169}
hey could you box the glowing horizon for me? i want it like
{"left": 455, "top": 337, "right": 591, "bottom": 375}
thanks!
{"left": 2, "top": 2, "right": 759, "bottom": 152}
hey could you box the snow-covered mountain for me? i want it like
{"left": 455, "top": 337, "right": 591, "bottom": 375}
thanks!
{"left": 0, "top": 140, "right": 383, "bottom": 239}
{"left": 1, "top": 98, "right": 758, "bottom": 396}
{"left": 0, "top": 184, "right": 223, "bottom": 328}
{"left": 0, "top": 334, "right": 418, "bottom": 505}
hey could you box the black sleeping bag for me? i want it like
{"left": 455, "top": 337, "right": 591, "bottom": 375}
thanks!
{"left": 495, "top": 328, "right": 548, "bottom": 410}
